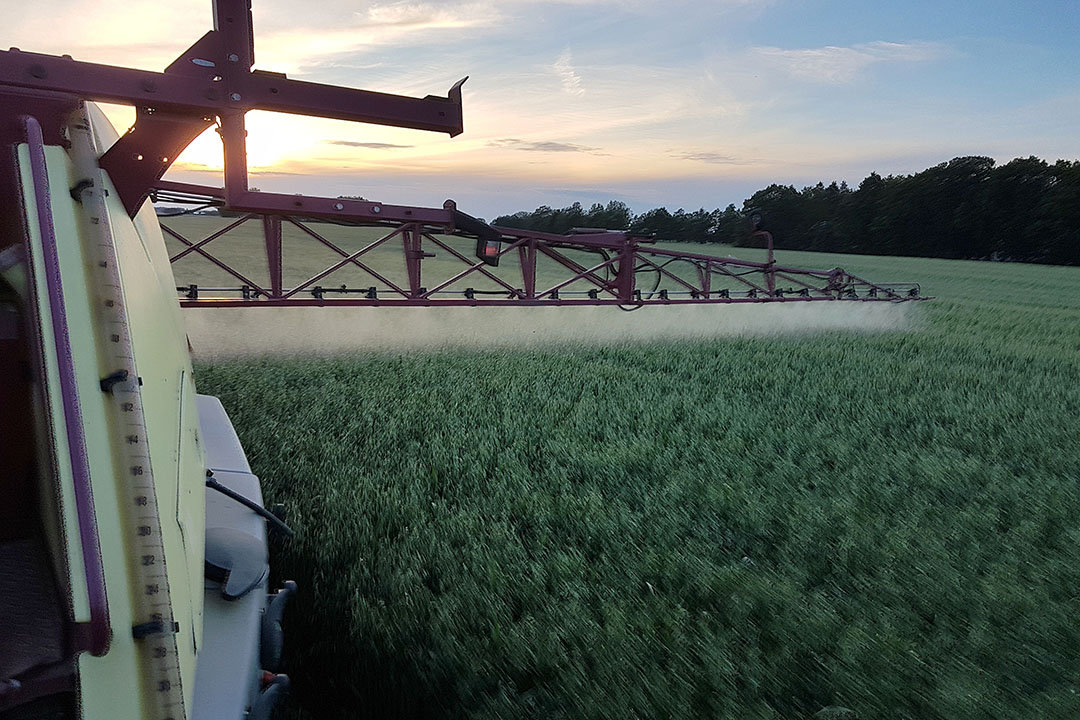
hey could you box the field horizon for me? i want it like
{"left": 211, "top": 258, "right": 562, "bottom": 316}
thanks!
{"left": 194, "top": 242, "right": 1080, "bottom": 719}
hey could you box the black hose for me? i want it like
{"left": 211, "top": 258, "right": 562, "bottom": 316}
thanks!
{"left": 206, "top": 474, "right": 294, "bottom": 538}
{"left": 636, "top": 256, "right": 704, "bottom": 300}
{"left": 155, "top": 203, "right": 217, "bottom": 217}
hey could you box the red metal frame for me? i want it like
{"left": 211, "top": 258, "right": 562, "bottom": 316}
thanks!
{"left": 155, "top": 183, "right": 925, "bottom": 308}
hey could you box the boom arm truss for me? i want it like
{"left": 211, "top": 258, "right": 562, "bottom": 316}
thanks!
{"left": 155, "top": 182, "right": 925, "bottom": 308}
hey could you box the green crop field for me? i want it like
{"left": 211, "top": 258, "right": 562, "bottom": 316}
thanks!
{"left": 192, "top": 238, "right": 1080, "bottom": 720}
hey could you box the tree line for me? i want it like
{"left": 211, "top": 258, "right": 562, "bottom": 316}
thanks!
{"left": 491, "top": 156, "right": 1080, "bottom": 266}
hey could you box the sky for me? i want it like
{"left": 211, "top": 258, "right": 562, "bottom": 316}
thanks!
{"left": 5, "top": 0, "right": 1079, "bottom": 218}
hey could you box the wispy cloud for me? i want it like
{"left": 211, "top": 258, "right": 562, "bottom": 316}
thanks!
{"left": 2, "top": 0, "right": 210, "bottom": 70}
{"left": 553, "top": 49, "right": 586, "bottom": 96}
{"left": 489, "top": 138, "right": 602, "bottom": 153}
{"left": 254, "top": 2, "right": 500, "bottom": 72}
{"left": 672, "top": 151, "right": 742, "bottom": 164}
{"left": 169, "top": 162, "right": 222, "bottom": 174}
{"left": 2, "top": 0, "right": 496, "bottom": 73}
{"left": 861, "top": 40, "right": 948, "bottom": 63}
{"left": 550, "top": 188, "right": 634, "bottom": 200}
{"left": 751, "top": 41, "right": 947, "bottom": 83}
{"left": 325, "top": 140, "right": 414, "bottom": 149}
{"left": 363, "top": 2, "right": 496, "bottom": 29}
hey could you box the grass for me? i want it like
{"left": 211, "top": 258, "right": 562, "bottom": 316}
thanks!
{"left": 192, "top": 241, "right": 1080, "bottom": 720}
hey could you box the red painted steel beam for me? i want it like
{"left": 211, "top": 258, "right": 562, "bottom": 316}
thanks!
{"left": 155, "top": 179, "right": 227, "bottom": 199}
{"left": 0, "top": 52, "right": 465, "bottom": 136}
{"left": 520, "top": 241, "right": 538, "bottom": 300}
{"left": 493, "top": 225, "right": 643, "bottom": 250}
{"left": 262, "top": 216, "right": 283, "bottom": 299}
{"left": 229, "top": 190, "right": 457, "bottom": 226}
{"left": 156, "top": 177, "right": 476, "bottom": 231}
{"left": 98, "top": 109, "right": 214, "bottom": 215}
{"left": 154, "top": 179, "right": 458, "bottom": 227}
{"left": 179, "top": 295, "right": 926, "bottom": 309}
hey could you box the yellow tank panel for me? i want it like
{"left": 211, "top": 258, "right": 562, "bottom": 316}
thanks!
{"left": 17, "top": 103, "right": 206, "bottom": 719}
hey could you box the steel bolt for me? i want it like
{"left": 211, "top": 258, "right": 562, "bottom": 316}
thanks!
{"left": 372, "top": 205, "right": 381, "bottom": 214}
{"left": 228, "top": 53, "right": 240, "bottom": 62}
{"left": 334, "top": 203, "right": 344, "bottom": 210}
{"left": 230, "top": 92, "right": 242, "bottom": 101}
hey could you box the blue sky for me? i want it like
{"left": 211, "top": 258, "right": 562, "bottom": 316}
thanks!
{"left": 7, "top": 0, "right": 1079, "bottom": 218}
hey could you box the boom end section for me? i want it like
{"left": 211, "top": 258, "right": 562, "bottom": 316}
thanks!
{"left": 426, "top": 77, "right": 468, "bottom": 137}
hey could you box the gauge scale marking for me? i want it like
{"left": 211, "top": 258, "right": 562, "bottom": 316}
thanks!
{"left": 71, "top": 109, "right": 189, "bottom": 720}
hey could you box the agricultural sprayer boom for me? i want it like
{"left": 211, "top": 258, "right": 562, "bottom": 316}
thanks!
{"left": 154, "top": 180, "right": 925, "bottom": 308}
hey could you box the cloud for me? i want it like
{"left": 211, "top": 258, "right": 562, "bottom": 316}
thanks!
{"left": 363, "top": 2, "right": 496, "bottom": 29}
{"left": 169, "top": 162, "right": 222, "bottom": 174}
{"left": 751, "top": 41, "right": 947, "bottom": 83}
{"left": 1, "top": 0, "right": 496, "bottom": 74}
{"left": 489, "top": 138, "right": 602, "bottom": 153}
{"left": 672, "top": 151, "right": 741, "bottom": 164}
{"left": 252, "top": 2, "right": 500, "bottom": 72}
{"left": 553, "top": 49, "right": 586, "bottom": 96}
{"left": 550, "top": 188, "right": 634, "bottom": 200}
{"left": 325, "top": 140, "right": 414, "bottom": 149}
{"left": 1, "top": 0, "right": 210, "bottom": 70}
{"left": 861, "top": 40, "right": 947, "bottom": 63}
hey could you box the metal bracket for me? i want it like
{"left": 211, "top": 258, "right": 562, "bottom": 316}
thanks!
{"left": 100, "top": 109, "right": 213, "bottom": 216}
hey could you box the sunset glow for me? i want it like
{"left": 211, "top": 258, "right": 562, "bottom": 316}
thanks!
{"left": 9, "top": 0, "right": 1078, "bottom": 217}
